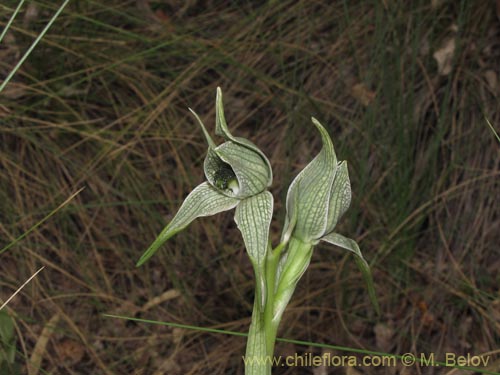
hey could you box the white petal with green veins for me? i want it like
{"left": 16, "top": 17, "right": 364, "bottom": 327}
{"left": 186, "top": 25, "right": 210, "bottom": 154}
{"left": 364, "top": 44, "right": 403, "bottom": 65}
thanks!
{"left": 136, "top": 182, "right": 239, "bottom": 266}
{"left": 321, "top": 232, "right": 380, "bottom": 314}
{"left": 234, "top": 191, "right": 273, "bottom": 309}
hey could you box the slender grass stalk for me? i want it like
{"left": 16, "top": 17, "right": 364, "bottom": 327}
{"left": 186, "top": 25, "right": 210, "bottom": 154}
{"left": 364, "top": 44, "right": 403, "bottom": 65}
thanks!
{"left": 0, "top": 188, "right": 84, "bottom": 257}
{"left": 0, "top": 0, "right": 27, "bottom": 43}
{"left": 485, "top": 117, "right": 500, "bottom": 144}
{"left": 0, "top": 266, "right": 44, "bottom": 311}
{"left": 0, "top": 0, "right": 71, "bottom": 93}
{"left": 103, "top": 314, "right": 499, "bottom": 375}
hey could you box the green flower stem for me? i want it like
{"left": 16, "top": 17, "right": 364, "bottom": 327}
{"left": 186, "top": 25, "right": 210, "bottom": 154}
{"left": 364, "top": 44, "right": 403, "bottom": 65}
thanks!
{"left": 245, "top": 300, "right": 268, "bottom": 375}
{"left": 262, "top": 242, "right": 285, "bottom": 358}
{"left": 245, "top": 239, "right": 313, "bottom": 374}
{"left": 272, "top": 238, "right": 313, "bottom": 323}
{"left": 245, "top": 243, "right": 282, "bottom": 375}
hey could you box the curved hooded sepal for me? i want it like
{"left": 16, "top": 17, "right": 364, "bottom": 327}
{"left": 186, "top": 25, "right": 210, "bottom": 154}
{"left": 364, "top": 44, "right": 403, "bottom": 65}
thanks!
{"left": 136, "top": 182, "right": 239, "bottom": 266}
{"left": 234, "top": 191, "right": 273, "bottom": 309}
{"left": 321, "top": 232, "right": 380, "bottom": 315}
{"left": 190, "top": 107, "right": 241, "bottom": 197}
{"left": 215, "top": 87, "right": 273, "bottom": 188}
{"left": 282, "top": 118, "right": 338, "bottom": 243}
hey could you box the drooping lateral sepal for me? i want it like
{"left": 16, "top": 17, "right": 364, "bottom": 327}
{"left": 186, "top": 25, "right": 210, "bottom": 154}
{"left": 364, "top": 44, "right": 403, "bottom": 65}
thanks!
{"left": 136, "top": 182, "right": 239, "bottom": 266}
{"left": 321, "top": 232, "right": 380, "bottom": 315}
{"left": 234, "top": 191, "right": 274, "bottom": 309}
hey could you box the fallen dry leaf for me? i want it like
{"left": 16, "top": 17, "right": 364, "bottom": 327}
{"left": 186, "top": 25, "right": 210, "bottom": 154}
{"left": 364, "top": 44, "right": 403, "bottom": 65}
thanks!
{"left": 374, "top": 322, "right": 395, "bottom": 352}
{"left": 346, "top": 366, "right": 363, "bottom": 375}
{"left": 23, "top": 3, "right": 39, "bottom": 27}
{"left": 351, "top": 83, "right": 376, "bottom": 106}
{"left": 28, "top": 314, "right": 60, "bottom": 375}
{"left": 484, "top": 69, "right": 498, "bottom": 92}
{"left": 433, "top": 38, "right": 456, "bottom": 75}
{"left": 142, "top": 289, "right": 181, "bottom": 311}
{"left": 55, "top": 338, "right": 85, "bottom": 366}
{"left": 431, "top": 0, "right": 445, "bottom": 9}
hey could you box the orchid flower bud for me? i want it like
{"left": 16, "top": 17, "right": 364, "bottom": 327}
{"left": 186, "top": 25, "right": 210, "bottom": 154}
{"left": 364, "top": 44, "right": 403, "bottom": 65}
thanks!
{"left": 278, "top": 118, "right": 379, "bottom": 313}
{"left": 282, "top": 118, "right": 351, "bottom": 244}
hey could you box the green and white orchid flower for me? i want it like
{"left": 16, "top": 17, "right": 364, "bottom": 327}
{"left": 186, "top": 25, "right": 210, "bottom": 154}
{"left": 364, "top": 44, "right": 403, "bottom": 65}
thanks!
{"left": 136, "top": 89, "right": 378, "bottom": 375}
{"left": 136, "top": 87, "right": 273, "bottom": 312}
{"left": 273, "top": 118, "right": 379, "bottom": 324}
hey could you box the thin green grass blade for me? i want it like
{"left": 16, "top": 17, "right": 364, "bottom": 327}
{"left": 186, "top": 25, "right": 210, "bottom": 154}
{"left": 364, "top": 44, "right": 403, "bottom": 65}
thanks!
{"left": 485, "top": 117, "right": 500, "bottom": 144}
{"left": 0, "top": 0, "right": 27, "bottom": 43}
{"left": 0, "top": 0, "right": 71, "bottom": 93}
{"left": 0, "top": 188, "right": 84, "bottom": 257}
{"left": 102, "top": 314, "right": 498, "bottom": 375}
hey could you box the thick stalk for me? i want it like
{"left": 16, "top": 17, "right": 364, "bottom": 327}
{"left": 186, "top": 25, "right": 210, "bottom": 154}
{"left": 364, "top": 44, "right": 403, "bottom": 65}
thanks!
{"left": 272, "top": 237, "right": 313, "bottom": 325}
{"left": 245, "top": 299, "right": 270, "bottom": 375}
{"left": 245, "top": 238, "right": 313, "bottom": 375}
{"left": 262, "top": 243, "right": 284, "bottom": 358}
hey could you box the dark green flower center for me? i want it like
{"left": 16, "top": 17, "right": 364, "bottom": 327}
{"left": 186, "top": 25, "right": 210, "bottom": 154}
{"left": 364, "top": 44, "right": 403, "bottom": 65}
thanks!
{"left": 213, "top": 166, "right": 237, "bottom": 190}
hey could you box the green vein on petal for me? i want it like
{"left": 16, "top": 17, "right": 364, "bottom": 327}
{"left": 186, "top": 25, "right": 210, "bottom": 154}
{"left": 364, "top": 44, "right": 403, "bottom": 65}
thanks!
{"left": 234, "top": 191, "right": 273, "bottom": 309}
{"left": 136, "top": 182, "right": 239, "bottom": 267}
{"left": 321, "top": 232, "right": 380, "bottom": 315}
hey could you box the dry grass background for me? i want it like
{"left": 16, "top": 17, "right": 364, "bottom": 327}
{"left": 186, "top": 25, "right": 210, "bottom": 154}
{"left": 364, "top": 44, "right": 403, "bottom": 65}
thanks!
{"left": 1, "top": 0, "right": 499, "bottom": 374}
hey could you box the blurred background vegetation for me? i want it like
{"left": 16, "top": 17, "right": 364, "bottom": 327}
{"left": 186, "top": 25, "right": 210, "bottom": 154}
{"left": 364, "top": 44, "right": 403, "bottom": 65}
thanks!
{"left": 1, "top": 0, "right": 499, "bottom": 374}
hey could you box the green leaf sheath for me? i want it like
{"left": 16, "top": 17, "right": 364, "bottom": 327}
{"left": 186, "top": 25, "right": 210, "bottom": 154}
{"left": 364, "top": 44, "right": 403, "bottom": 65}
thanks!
{"left": 321, "top": 233, "right": 380, "bottom": 314}
{"left": 136, "top": 182, "right": 239, "bottom": 266}
{"left": 283, "top": 118, "right": 338, "bottom": 242}
{"left": 235, "top": 191, "right": 274, "bottom": 309}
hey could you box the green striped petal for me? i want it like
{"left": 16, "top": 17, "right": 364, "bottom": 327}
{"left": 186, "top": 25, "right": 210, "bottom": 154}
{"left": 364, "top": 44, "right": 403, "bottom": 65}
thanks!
{"left": 136, "top": 182, "right": 239, "bottom": 266}
{"left": 215, "top": 142, "right": 271, "bottom": 198}
{"left": 325, "top": 160, "right": 352, "bottom": 232}
{"left": 234, "top": 191, "right": 273, "bottom": 309}
{"left": 283, "top": 118, "right": 338, "bottom": 243}
{"left": 321, "top": 232, "right": 380, "bottom": 314}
